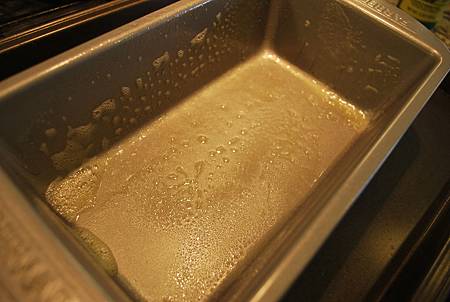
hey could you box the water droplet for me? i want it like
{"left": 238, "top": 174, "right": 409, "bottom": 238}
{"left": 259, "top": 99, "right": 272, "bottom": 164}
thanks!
{"left": 192, "top": 67, "right": 200, "bottom": 75}
{"left": 136, "top": 78, "right": 143, "bottom": 89}
{"left": 228, "top": 137, "right": 239, "bottom": 145}
{"left": 167, "top": 173, "right": 178, "bottom": 180}
{"left": 364, "top": 85, "right": 379, "bottom": 94}
{"left": 197, "top": 135, "right": 208, "bottom": 144}
{"left": 191, "top": 28, "right": 208, "bottom": 45}
{"left": 216, "top": 146, "right": 226, "bottom": 154}
{"left": 153, "top": 51, "right": 170, "bottom": 69}
{"left": 121, "top": 86, "right": 131, "bottom": 96}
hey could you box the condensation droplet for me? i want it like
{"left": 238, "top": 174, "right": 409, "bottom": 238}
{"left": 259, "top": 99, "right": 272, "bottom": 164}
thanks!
{"left": 121, "top": 87, "right": 131, "bottom": 96}
{"left": 191, "top": 28, "right": 208, "bottom": 45}
{"left": 197, "top": 135, "right": 208, "bottom": 144}
{"left": 153, "top": 51, "right": 170, "bottom": 69}
{"left": 136, "top": 78, "right": 144, "bottom": 89}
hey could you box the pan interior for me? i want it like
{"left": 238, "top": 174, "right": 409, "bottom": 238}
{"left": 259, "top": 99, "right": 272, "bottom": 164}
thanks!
{"left": 45, "top": 51, "right": 367, "bottom": 301}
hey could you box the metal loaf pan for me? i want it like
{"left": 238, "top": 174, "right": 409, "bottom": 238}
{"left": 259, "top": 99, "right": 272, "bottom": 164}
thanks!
{"left": 0, "top": 0, "right": 449, "bottom": 301}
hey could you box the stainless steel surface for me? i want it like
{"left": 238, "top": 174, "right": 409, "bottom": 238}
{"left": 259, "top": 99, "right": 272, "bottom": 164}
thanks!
{"left": 0, "top": 0, "right": 449, "bottom": 301}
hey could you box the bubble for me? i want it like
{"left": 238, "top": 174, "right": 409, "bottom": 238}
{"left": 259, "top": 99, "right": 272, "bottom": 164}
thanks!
{"left": 46, "top": 166, "right": 100, "bottom": 221}
{"left": 197, "top": 135, "right": 208, "bottom": 144}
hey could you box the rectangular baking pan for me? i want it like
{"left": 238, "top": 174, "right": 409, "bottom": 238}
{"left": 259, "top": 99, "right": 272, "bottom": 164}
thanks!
{"left": 0, "top": 0, "right": 449, "bottom": 301}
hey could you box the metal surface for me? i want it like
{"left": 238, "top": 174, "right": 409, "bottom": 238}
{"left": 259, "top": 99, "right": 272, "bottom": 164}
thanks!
{"left": 0, "top": 0, "right": 449, "bottom": 301}
{"left": 0, "top": 1, "right": 105, "bottom": 39}
{"left": 412, "top": 238, "right": 450, "bottom": 302}
{"left": 0, "top": 0, "right": 178, "bottom": 80}
{"left": 283, "top": 88, "right": 450, "bottom": 301}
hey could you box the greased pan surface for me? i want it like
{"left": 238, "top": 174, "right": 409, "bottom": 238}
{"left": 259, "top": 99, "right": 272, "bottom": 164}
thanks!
{"left": 0, "top": 0, "right": 448, "bottom": 301}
